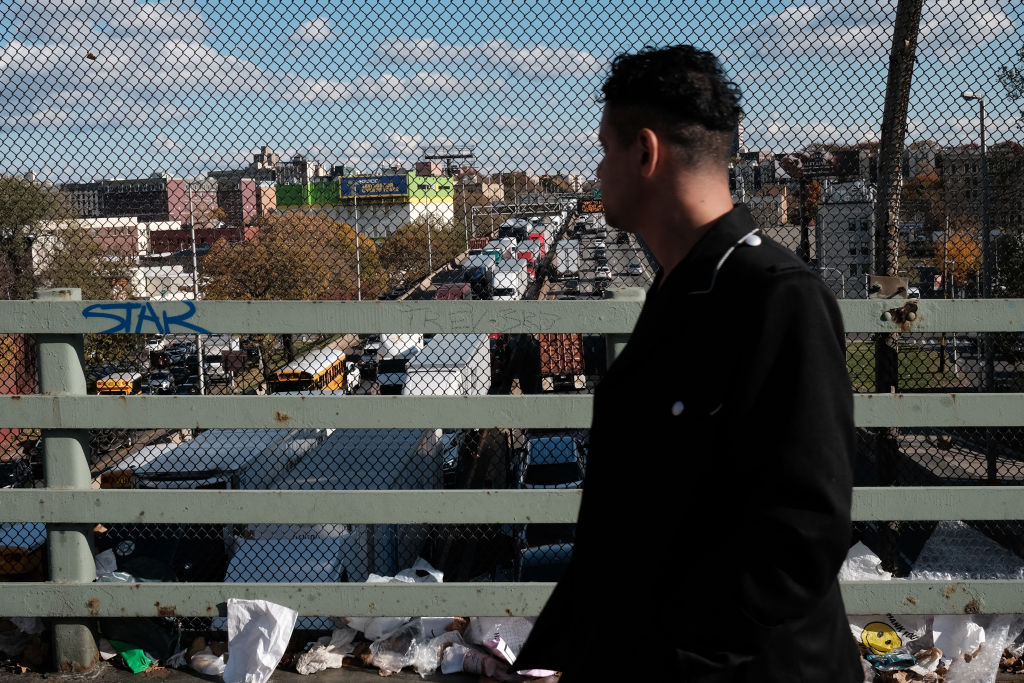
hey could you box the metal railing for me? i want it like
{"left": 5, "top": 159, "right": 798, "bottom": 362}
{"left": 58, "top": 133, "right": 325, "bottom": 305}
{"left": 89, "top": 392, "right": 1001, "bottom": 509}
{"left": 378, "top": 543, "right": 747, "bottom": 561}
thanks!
{"left": 2, "top": 293, "right": 1023, "bottom": 666}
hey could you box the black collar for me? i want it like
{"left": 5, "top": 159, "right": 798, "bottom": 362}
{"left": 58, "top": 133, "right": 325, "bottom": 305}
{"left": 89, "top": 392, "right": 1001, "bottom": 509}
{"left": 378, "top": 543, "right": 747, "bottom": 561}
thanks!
{"left": 651, "top": 204, "right": 758, "bottom": 297}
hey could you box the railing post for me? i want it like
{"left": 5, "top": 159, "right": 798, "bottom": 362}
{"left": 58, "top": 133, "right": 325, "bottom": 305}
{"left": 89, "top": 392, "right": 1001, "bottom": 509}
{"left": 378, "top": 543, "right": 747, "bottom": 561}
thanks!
{"left": 605, "top": 286, "right": 644, "bottom": 368}
{"left": 35, "top": 288, "right": 99, "bottom": 673}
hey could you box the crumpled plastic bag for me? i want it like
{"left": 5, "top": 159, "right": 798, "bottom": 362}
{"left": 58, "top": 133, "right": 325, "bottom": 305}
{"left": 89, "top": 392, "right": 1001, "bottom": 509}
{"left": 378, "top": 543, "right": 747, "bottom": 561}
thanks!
{"left": 190, "top": 646, "right": 228, "bottom": 676}
{"left": 840, "top": 543, "right": 932, "bottom": 659}
{"left": 339, "top": 558, "right": 444, "bottom": 641}
{"left": 295, "top": 627, "right": 358, "bottom": 675}
{"left": 221, "top": 599, "right": 297, "bottom": 683}
{"left": 367, "top": 618, "right": 465, "bottom": 678}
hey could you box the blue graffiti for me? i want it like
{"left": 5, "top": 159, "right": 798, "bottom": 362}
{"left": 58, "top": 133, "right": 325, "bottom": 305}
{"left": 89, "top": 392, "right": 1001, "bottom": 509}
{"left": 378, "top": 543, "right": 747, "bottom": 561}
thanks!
{"left": 82, "top": 301, "right": 210, "bottom": 334}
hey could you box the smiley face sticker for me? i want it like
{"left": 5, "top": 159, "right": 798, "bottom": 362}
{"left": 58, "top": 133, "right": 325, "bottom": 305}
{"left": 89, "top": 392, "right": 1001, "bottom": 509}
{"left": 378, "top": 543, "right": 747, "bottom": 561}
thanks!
{"left": 861, "top": 622, "right": 902, "bottom": 655}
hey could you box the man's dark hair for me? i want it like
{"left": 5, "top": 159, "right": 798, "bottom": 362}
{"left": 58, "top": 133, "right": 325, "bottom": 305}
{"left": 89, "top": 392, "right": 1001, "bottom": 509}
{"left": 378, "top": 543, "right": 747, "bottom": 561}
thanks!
{"left": 600, "top": 45, "right": 742, "bottom": 167}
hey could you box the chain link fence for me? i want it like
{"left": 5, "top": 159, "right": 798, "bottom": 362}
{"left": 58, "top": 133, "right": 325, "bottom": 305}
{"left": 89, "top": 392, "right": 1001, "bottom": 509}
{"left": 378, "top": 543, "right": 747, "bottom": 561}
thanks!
{"left": 2, "top": 0, "right": 1024, "bottom": 630}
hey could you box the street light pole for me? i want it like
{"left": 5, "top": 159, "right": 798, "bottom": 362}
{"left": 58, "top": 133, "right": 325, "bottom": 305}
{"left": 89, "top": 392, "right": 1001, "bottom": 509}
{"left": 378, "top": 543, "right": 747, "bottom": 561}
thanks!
{"left": 354, "top": 188, "right": 362, "bottom": 301}
{"left": 964, "top": 90, "right": 999, "bottom": 483}
{"left": 187, "top": 182, "right": 206, "bottom": 396}
{"left": 963, "top": 91, "right": 995, "bottom": 396}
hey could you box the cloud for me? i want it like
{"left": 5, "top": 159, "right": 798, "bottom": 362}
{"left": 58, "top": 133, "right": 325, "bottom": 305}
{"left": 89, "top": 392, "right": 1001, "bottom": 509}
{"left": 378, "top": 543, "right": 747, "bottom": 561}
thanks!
{"left": 376, "top": 38, "right": 447, "bottom": 62}
{"left": 732, "top": 0, "right": 1013, "bottom": 64}
{"left": 11, "top": 0, "right": 208, "bottom": 43}
{"left": 151, "top": 134, "right": 180, "bottom": 152}
{"left": 743, "top": 116, "right": 879, "bottom": 151}
{"left": 288, "top": 17, "right": 337, "bottom": 43}
{"left": 491, "top": 115, "right": 537, "bottom": 131}
{"left": 377, "top": 37, "right": 604, "bottom": 78}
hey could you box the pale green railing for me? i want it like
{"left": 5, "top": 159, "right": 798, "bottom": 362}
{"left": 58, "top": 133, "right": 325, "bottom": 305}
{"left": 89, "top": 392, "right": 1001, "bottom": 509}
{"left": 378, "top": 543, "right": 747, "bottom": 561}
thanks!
{"left": 1, "top": 291, "right": 1023, "bottom": 666}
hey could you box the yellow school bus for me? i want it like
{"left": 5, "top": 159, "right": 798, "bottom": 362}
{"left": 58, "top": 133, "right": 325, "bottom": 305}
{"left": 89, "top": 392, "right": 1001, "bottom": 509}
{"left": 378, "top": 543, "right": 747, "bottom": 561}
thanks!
{"left": 96, "top": 371, "right": 143, "bottom": 395}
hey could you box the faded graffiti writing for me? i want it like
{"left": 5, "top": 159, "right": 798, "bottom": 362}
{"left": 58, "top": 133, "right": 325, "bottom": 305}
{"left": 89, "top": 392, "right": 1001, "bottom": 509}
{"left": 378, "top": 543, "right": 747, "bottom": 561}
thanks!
{"left": 401, "top": 303, "right": 559, "bottom": 334}
{"left": 81, "top": 301, "right": 210, "bottom": 334}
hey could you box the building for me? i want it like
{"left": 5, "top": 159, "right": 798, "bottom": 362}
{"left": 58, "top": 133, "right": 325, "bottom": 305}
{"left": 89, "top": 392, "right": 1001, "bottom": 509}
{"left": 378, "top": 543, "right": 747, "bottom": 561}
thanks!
{"left": 276, "top": 154, "right": 330, "bottom": 186}
{"left": 459, "top": 173, "right": 504, "bottom": 203}
{"left": 61, "top": 183, "right": 104, "bottom": 218}
{"left": 744, "top": 184, "right": 790, "bottom": 232}
{"left": 216, "top": 178, "right": 259, "bottom": 226}
{"left": 31, "top": 217, "right": 142, "bottom": 275}
{"left": 539, "top": 174, "right": 584, "bottom": 193}
{"left": 816, "top": 180, "right": 876, "bottom": 299}
{"left": 100, "top": 177, "right": 218, "bottom": 224}
{"left": 277, "top": 172, "right": 455, "bottom": 239}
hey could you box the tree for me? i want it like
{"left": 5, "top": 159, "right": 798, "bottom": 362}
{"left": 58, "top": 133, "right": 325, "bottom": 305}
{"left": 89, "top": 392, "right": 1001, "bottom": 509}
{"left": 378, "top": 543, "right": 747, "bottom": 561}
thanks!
{"left": 202, "top": 211, "right": 383, "bottom": 372}
{"left": 203, "top": 211, "right": 383, "bottom": 301}
{"left": 929, "top": 218, "right": 984, "bottom": 296}
{"left": 36, "top": 223, "right": 141, "bottom": 371}
{"left": 0, "top": 176, "right": 73, "bottom": 300}
{"left": 998, "top": 47, "right": 1024, "bottom": 103}
{"left": 377, "top": 218, "right": 465, "bottom": 286}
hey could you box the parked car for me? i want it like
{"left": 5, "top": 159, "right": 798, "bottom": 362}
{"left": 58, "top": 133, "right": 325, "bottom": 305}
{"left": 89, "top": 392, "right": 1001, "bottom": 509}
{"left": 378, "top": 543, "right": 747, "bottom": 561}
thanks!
{"left": 626, "top": 261, "right": 644, "bottom": 276}
{"left": 595, "top": 265, "right": 612, "bottom": 280}
{"left": 149, "top": 350, "right": 172, "bottom": 369}
{"left": 149, "top": 371, "right": 176, "bottom": 394}
{"left": 169, "top": 366, "right": 191, "bottom": 385}
{"left": 164, "top": 345, "right": 189, "bottom": 364}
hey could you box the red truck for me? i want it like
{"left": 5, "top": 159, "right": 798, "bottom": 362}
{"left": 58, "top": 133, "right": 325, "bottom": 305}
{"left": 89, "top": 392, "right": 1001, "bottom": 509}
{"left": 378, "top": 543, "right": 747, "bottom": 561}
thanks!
{"left": 537, "top": 333, "right": 586, "bottom": 391}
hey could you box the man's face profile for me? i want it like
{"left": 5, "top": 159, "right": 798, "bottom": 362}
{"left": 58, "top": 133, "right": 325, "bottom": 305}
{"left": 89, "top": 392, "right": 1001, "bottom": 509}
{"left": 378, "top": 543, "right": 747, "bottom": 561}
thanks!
{"left": 596, "top": 107, "right": 632, "bottom": 232}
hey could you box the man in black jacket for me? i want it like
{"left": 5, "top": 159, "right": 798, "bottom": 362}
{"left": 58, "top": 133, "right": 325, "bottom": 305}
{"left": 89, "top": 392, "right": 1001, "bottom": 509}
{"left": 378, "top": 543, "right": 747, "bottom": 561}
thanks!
{"left": 513, "top": 45, "right": 863, "bottom": 682}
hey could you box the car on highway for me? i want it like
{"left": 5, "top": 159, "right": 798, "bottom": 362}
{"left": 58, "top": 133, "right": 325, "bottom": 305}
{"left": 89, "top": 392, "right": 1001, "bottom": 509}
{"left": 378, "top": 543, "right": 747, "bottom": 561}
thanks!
{"left": 626, "top": 262, "right": 644, "bottom": 276}
{"left": 149, "top": 371, "right": 176, "bottom": 395}
{"left": 595, "top": 265, "right": 612, "bottom": 280}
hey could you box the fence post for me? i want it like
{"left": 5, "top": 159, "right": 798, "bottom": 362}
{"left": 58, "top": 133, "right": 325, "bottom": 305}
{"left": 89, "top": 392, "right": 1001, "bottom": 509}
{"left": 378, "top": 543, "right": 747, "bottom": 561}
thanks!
{"left": 35, "top": 287, "right": 99, "bottom": 672}
{"left": 605, "top": 287, "right": 644, "bottom": 368}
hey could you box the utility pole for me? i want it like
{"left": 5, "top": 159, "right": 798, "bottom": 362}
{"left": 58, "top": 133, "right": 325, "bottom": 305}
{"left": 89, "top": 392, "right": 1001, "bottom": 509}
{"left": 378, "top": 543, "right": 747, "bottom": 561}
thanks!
{"left": 872, "top": 0, "right": 924, "bottom": 573}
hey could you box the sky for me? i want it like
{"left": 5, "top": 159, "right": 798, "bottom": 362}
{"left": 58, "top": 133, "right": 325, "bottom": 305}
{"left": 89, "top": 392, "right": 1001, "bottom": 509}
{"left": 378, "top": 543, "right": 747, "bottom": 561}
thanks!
{"left": 2, "top": 0, "right": 1023, "bottom": 183}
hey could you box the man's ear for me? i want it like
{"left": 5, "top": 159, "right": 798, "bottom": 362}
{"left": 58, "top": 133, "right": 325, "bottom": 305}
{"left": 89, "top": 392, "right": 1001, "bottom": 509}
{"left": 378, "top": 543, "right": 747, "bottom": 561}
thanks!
{"left": 636, "top": 128, "right": 658, "bottom": 178}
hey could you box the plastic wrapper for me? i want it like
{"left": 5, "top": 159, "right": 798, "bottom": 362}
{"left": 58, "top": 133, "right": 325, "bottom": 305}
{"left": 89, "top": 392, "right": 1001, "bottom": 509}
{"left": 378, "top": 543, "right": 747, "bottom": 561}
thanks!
{"left": 190, "top": 646, "right": 228, "bottom": 676}
{"left": 222, "top": 598, "right": 298, "bottom": 683}
{"left": 846, "top": 527, "right": 1024, "bottom": 683}
{"left": 338, "top": 558, "right": 445, "bottom": 641}
{"left": 295, "top": 628, "right": 358, "bottom": 675}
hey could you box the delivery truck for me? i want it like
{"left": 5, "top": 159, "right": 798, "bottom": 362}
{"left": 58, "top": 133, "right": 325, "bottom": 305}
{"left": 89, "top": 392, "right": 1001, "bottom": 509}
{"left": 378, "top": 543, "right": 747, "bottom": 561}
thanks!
{"left": 554, "top": 239, "right": 580, "bottom": 279}
{"left": 403, "top": 333, "right": 491, "bottom": 395}
{"left": 537, "top": 333, "right": 586, "bottom": 391}
{"left": 492, "top": 262, "right": 528, "bottom": 300}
